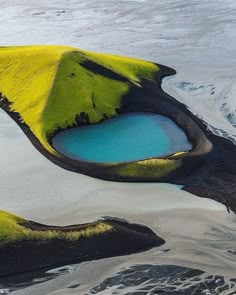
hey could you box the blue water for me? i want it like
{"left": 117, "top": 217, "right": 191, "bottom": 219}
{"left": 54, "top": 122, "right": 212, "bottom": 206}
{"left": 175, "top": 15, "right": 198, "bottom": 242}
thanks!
{"left": 52, "top": 112, "right": 192, "bottom": 163}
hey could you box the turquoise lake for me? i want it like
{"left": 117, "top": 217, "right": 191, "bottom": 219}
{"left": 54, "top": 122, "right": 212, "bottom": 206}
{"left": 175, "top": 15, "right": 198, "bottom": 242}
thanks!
{"left": 52, "top": 112, "right": 192, "bottom": 163}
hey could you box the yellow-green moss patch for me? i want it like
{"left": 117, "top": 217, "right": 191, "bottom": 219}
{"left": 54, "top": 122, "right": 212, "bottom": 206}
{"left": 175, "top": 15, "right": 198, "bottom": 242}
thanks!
{"left": 0, "top": 210, "right": 113, "bottom": 246}
{"left": 0, "top": 46, "right": 159, "bottom": 154}
{"left": 114, "top": 158, "right": 182, "bottom": 178}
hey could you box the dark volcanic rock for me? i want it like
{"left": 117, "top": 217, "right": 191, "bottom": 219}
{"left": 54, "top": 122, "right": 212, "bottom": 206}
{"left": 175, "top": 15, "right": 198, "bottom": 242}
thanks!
{"left": 0, "top": 218, "right": 164, "bottom": 278}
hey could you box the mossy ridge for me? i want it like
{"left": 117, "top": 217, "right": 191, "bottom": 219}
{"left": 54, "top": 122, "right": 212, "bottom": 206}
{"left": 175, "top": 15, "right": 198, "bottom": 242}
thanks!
{"left": 0, "top": 45, "right": 73, "bottom": 154}
{"left": 0, "top": 211, "right": 165, "bottom": 277}
{"left": 41, "top": 50, "right": 159, "bottom": 153}
{"left": 0, "top": 210, "right": 113, "bottom": 246}
{"left": 114, "top": 158, "right": 182, "bottom": 178}
{"left": 79, "top": 49, "right": 159, "bottom": 84}
{"left": 0, "top": 46, "right": 182, "bottom": 180}
{"left": 41, "top": 51, "right": 130, "bottom": 151}
{"left": 0, "top": 45, "right": 160, "bottom": 154}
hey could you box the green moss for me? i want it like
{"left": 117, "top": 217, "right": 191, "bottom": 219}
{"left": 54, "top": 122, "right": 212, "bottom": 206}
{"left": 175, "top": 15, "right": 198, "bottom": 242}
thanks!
{"left": 0, "top": 46, "right": 183, "bottom": 180}
{"left": 79, "top": 50, "right": 159, "bottom": 84}
{"left": 40, "top": 50, "right": 159, "bottom": 152}
{"left": 115, "top": 158, "right": 182, "bottom": 178}
{"left": 0, "top": 46, "right": 160, "bottom": 154}
{"left": 41, "top": 51, "right": 130, "bottom": 142}
{"left": 0, "top": 210, "right": 113, "bottom": 246}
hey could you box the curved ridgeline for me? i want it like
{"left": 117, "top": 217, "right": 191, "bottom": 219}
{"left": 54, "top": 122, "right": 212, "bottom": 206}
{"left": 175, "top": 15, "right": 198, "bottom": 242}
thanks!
{"left": 0, "top": 46, "right": 235, "bottom": 212}
{"left": 0, "top": 210, "right": 164, "bottom": 277}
